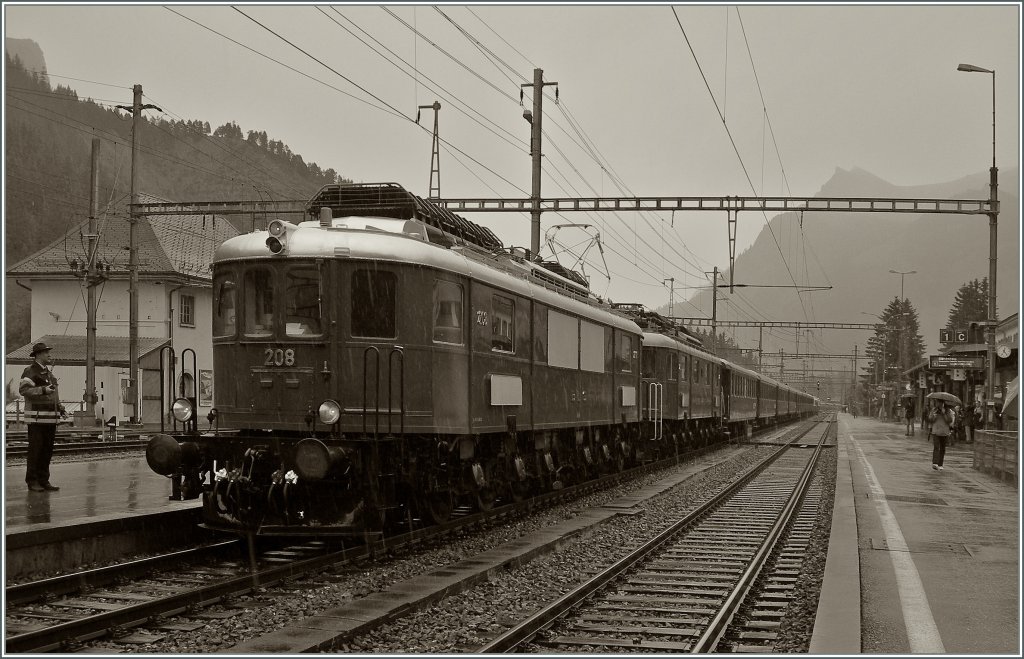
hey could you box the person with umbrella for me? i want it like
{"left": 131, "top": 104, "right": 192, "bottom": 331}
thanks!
{"left": 926, "top": 392, "right": 959, "bottom": 470}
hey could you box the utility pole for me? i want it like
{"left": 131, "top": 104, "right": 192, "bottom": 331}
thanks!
{"left": 710, "top": 267, "right": 719, "bottom": 355}
{"left": 521, "top": 68, "right": 557, "bottom": 259}
{"left": 663, "top": 278, "right": 675, "bottom": 318}
{"left": 84, "top": 138, "right": 101, "bottom": 420}
{"left": 417, "top": 101, "right": 442, "bottom": 198}
{"left": 117, "top": 85, "right": 160, "bottom": 424}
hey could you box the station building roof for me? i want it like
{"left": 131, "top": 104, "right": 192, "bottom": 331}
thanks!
{"left": 6, "top": 335, "right": 168, "bottom": 367}
{"left": 6, "top": 193, "right": 238, "bottom": 284}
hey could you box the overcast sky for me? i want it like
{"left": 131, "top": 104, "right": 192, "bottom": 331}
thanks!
{"left": 3, "top": 2, "right": 1020, "bottom": 315}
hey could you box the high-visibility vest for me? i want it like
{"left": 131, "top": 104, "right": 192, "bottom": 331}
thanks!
{"left": 19, "top": 361, "right": 61, "bottom": 425}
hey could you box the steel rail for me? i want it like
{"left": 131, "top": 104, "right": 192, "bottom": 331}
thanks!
{"left": 689, "top": 415, "right": 833, "bottom": 652}
{"left": 5, "top": 541, "right": 240, "bottom": 606}
{"left": 476, "top": 415, "right": 828, "bottom": 653}
{"left": 5, "top": 440, "right": 148, "bottom": 458}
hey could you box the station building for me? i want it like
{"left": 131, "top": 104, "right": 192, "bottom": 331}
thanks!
{"left": 5, "top": 196, "right": 237, "bottom": 429}
{"left": 902, "top": 312, "right": 1018, "bottom": 430}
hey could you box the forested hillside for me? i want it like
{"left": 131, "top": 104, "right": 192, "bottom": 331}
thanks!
{"left": 5, "top": 49, "right": 351, "bottom": 347}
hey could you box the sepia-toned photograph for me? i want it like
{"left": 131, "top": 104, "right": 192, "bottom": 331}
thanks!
{"left": 2, "top": 2, "right": 1020, "bottom": 655}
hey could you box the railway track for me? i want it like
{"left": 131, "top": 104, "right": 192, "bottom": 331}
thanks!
{"left": 5, "top": 427, "right": 762, "bottom": 653}
{"left": 5, "top": 439, "right": 149, "bottom": 458}
{"left": 476, "top": 413, "right": 835, "bottom": 653}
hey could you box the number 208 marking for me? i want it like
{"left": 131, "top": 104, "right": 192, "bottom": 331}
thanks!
{"left": 264, "top": 348, "right": 295, "bottom": 366}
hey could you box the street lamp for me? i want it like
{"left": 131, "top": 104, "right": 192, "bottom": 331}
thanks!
{"left": 888, "top": 269, "right": 917, "bottom": 300}
{"left": 957, "top": 62, "right": 998, "bottom": 428}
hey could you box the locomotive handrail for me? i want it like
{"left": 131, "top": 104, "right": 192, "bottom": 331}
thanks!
{"left": 181, "top": 348, "right": 199, "bottom": 434}
{"left": 362, "top": 346, "right": 381, "bottom": 438}
{"left": 646, "top": 381, "right": 663, "bottom": 441}
{"left": 388, "top": 347, "right": 405, "bottom": 436}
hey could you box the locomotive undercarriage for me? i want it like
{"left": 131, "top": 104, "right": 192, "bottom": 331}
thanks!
{"left": 150, "top": 418, "right": 734, "bottom": 538}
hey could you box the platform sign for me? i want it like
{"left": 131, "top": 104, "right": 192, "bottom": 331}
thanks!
{"left": 918, "top": 373, "right": 927, "bottom": 388}
{"left": 951, "top": 368, "right": 967, "bottom": 381}
{"left": 939, "top": 328, "right": 969, "bottom": 344}
{"left": 929, "top": 355, "right": 984, "bottom": 370}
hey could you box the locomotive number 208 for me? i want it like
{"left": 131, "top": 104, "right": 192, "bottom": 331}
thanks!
{"left": 263, "top": 348, "right": 296, "bottom": 366}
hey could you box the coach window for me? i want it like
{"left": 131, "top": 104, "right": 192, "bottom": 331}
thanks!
{"left": 491, "top": 295, "right": 514, "bottom": 352}
{"left": 213, "top": 272, "right": 237, "bottom": 337}
{"left": 285, "top": 267, "right": 322, "bottom": 336}
{"left": 616, "top": 333, "right": 634, "bottom": 373}
{"left": 243, "top": 269, "right": 274, "bottom": 337}
{"left": 433, "top": 280, "right": 464, "bottom": 344}
{"left": 352, "top": 270, "right": 397, "bottom": 338}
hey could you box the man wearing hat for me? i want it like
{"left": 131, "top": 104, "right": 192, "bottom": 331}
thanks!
{"left": 19, "top": 342, "right": 66, "bottom": 491}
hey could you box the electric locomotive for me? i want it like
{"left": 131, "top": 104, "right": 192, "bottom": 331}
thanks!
{"left": 146, "top": 182, "right": 818, "bottom": 537}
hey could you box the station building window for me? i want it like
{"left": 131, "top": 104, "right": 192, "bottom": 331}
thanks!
{"left": 352, "top": 269, "right": 397, "bottom": 338}
{"left": 433, "top": 280, "right": 464, "bottom": 344}
{"left": 179, "top": 293, "right": 195, "bottom": 328}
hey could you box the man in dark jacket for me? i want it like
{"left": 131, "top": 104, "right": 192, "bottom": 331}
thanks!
{"left": 19, "top": 342, "right": 65, "bottom": 491}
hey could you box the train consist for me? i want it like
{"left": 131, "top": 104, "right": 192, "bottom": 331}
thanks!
{"left": 146, "top": 183, "right": 818, "bottom": 536}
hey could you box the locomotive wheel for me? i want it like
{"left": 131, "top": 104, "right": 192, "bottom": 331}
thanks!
{"left": 424, "top": 491, "right": 453, "bottom": 525}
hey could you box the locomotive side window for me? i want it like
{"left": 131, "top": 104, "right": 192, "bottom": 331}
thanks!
{"left": 547, "top": 310, "right": 577, "bottom": 369}
{"left": 284, "top": 267, "right": 322, "bottom": 336}
{"left": 244, "top": 269, "right": 274, "bottom": 337}
{"left": 352, "top": 270, "right": 397, "bottom": 338}
{"left": 213, "top": 272, "right": 237, "bottom": 337}
{"left": 491, "top": 295, "right": 514, "bottom": 352}
{"left": 680, "top": 354, "right": 688, "bottom": 382}
{"left": 432, "top": 280, "right": 464, "bottom": 344}
{"left": 616, "top": 333, "right": 634, "bottom": 373}
{"left": 579, "top": 320, "right": 604, "bottom": 373}
{"left": 668, "top": 353, "right": 678, "bottom": 381}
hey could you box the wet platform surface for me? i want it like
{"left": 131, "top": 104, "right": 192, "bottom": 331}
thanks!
{"left": 5, "top": 456, "right": 196, "bottom": 530}
{"left": 811, "top": 413, "right": 1018, "bottom": 654}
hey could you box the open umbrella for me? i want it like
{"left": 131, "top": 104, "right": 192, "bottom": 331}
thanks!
{"left": 1002, "top": 376, "right": 1018, "bottom": 417}
{"left": 926, "top": 391, "right": 962, "bottom": 406}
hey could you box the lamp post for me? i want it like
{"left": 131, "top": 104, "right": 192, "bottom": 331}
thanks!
{"left": 888, "top": 269, "right": 916, "bottom": 300}
{"left": 957, "top": 62, "right": 998, "bottom": 428}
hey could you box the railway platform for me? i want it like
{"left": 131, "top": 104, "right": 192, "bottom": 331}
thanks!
{"left": 811, "top": 413, "right": 1019, "bottom": 654}
{"left": 4, "top": 456, "right": 203, "bottom": 577}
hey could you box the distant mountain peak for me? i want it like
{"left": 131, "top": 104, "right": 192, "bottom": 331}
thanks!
{"left": 5, "top": 37, "right": 47, "bottom": 80}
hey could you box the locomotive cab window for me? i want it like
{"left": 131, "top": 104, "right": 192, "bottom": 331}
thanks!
{"left": 213, "top": 272, "right": 237, "bottom": 337}
{"left": 491, "top": 295, "right": 514, "bottom": 352}
{"left": 433, "top": 280, "right": 464, "bottom": 344}
{"left": 243, "top": 269, "right": 274, "bottom": 337}
{"left": 285, "top": 267, "right": 322, "bottom": 336}
{"left": 669, "top": 353, "right": 678, "bottom": 381}
{"left": 352, "top": 269, "right": 397, "bottom": 338}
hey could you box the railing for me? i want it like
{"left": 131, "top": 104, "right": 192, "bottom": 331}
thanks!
{"left": 5, "top": 400, "right": 84, "bottom": 427}
{"left": 972, "top": 430, "right": 1018, "bottom": 488}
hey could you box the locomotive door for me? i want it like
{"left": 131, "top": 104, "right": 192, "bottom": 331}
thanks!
{"left": 720, "top": 368, "right": 731, "bottom": 422}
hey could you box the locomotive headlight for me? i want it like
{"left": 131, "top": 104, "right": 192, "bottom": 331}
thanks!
{"left": 266, "top": 236, "right": 284, "bottom": 254}
{"left": 318, "top": 399, "right": 342, "bottom": 425}
{"left": 268, "top": 219, "right": 287, "bottom": 237}
{"left": 171, "top": 397, "right": 195, "bottom": 422}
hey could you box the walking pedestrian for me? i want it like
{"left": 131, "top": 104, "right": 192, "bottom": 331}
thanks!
{"left": 928, "top": 401, "right": 954, "bottom": 471}
{"left": 904, "top": 398, "right": 916, "bottom": 436}
{"left": 19, "top": 342, "right": 65, "bottom": 491}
